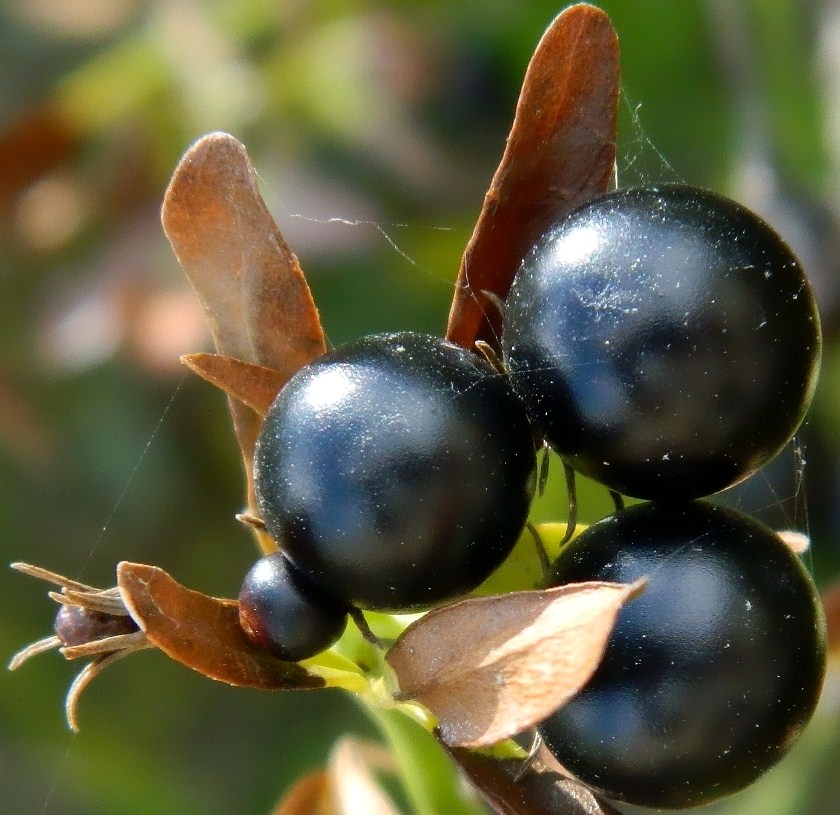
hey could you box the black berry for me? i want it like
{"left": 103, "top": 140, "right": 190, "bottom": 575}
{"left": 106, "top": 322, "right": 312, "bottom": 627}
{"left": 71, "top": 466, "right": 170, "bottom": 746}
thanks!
{"left": 238, "top": 552, "right": 348, "bottom": 662}
{"left": 539, "top": 501, "right": 827, "bottom": 809}
{"left": 502, "top": 184, "right": 821, "bottom": 500}
{"left": 254, "top": 331, "right": 536, "bottom": 611}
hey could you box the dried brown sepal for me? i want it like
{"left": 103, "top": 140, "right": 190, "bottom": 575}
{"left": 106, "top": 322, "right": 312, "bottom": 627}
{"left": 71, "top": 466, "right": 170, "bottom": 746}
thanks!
{"left": 445, "top": 4, "right": 619, "bottom": 349}
{"left": 181, "top": 352, "right": 287, "bottom": 418}
{"left": 386, "top": 580, "right": 645, "bottom": 747}
{"left": 51, "top": 586, "right": 130, "bottom": 617}
{"left": 161, "top": 132, "right": 326, "bottom": 376}
{"left": 161, "top": 132, "right": 326, "bottom": 541}
{"left": 116, "top": 561, "right": 324, "bottom": 690}
{"left": 448, "top": 747, "right": 623, "bottom": 815}
{"left": 8, "top": 562, "right": 153, "bottom": 731}
{"left": 7, "top": 634, "right": 62, "bottom": 671}
{"left": 10, "top": 561, "right": 100, "bottom": 594}
{"left": 64, "top": 647, "right": 145, "bottom": 733}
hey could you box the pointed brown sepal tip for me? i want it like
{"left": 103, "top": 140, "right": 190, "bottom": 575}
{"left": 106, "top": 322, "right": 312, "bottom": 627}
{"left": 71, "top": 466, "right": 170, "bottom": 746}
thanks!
{"left": 116, "top": 561, "right": 324, "bottom": 690}
{"left": 161, "top": 131, "right": 326, "bottom": 379}
{"left": 445, "top": 3, "right": 619, "bottom": 349}
{"left": 181, "top": 352, "right": 286, "bottom": 417}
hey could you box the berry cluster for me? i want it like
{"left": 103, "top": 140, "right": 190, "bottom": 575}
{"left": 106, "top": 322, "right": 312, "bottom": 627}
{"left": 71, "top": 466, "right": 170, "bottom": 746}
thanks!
{"left": 236, "top": 183, "right": 826, "bottom": 808}
{"left": 502, "top": 184, "right": 826, "bottom": 807}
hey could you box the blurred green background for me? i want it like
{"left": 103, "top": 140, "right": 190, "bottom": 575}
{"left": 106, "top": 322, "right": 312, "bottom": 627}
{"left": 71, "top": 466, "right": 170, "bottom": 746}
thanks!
{"left": 1, "top": 1, "right": 839, "bottom": 813}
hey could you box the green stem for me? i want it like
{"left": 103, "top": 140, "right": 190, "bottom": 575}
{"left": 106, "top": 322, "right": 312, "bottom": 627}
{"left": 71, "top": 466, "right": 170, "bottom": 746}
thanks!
{"left": 368, "top": 706, "right": 486, "bottom": 815}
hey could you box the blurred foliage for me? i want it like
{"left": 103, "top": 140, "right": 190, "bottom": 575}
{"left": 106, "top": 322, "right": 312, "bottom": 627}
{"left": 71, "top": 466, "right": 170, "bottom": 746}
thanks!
{"left": 1, "top": 1, "right": 839, "bottom": 813}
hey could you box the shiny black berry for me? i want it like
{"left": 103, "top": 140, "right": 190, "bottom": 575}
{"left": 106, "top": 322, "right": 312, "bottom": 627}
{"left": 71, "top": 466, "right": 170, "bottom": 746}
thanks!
{"left": 502, "top": 184, "right": 821, "bottom": 500}
{"left": 238, "top": 552, "right": 348, "bottom": 662}
{"left": 539, "top": 501, "right": 827, "bottom": 809}
{"left": 254, "top": 331, "right": 536, "bottom": 611}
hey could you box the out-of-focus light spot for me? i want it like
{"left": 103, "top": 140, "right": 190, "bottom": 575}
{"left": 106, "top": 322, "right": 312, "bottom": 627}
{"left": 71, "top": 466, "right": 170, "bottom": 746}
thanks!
{"left": 129, "top": 289, "right": 208, "bottom": 376}
{"left": 158, "top": 3, "right": 267, "bottom": 131}
{"left": 8, "top": 0, "right": 139, "bottom": 40}
{"left": 14, "top": 173, "right": 93, "bottom": 252}
{"left": 38, "top": 281, "right": 122, "bottom": 372}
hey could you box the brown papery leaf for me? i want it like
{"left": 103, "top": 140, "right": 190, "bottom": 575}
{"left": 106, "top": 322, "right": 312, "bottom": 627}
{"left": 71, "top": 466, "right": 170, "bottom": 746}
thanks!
{"left": 162, "top": 132, "right": 325, "bottom": 375}
{"left": 161, "top": 133, "right": 326, "bottom": 540}
{"left": 181, "top": 353, "right": 286, "bottom": 418}
{"left": 117, "top": 562, "right": 324, "bottom": 690}
{"left": 448, "top": 748, "right": 623, "bottom": 815}
{"left": 387, "top": 580, "right": 645, "bottom": 747}
{"left": 446, "top": 4, "right": 619, "bottom": 349}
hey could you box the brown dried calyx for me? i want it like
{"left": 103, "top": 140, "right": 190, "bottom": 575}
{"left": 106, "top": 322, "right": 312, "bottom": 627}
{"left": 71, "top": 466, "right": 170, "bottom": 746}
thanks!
{"left": 9, "top": 559, "right": 329, "bottom": 731}
{"left": 8, "top": 562, "right": 151, "bottom": 732}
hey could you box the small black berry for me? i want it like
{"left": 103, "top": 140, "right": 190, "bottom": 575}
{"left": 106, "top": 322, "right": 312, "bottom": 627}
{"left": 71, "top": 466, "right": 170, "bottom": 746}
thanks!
{"left": 238, "top": 552, "right": 349, "bottom": 662}
{"left": 54, "top": 603, "right": 139, "bottom": 647}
